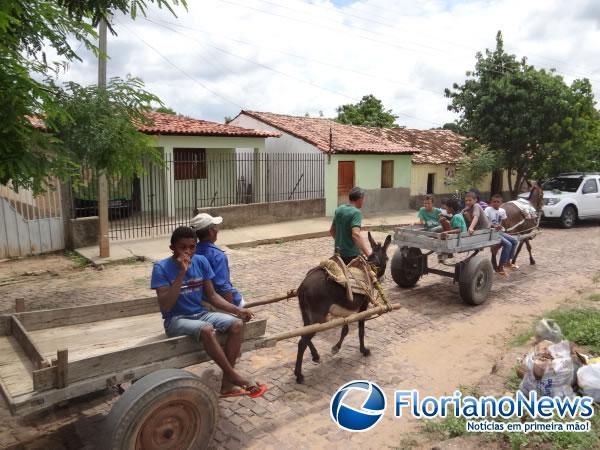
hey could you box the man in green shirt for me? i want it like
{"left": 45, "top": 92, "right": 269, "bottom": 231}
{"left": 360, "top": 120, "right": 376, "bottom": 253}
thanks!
{"left": 330, "top": 187, "right": 371, "bottom": 264}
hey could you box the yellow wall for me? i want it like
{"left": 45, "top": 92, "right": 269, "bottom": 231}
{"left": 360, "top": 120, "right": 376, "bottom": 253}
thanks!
{"left": 410, "top": 164, "right": 511, "bottom": 196}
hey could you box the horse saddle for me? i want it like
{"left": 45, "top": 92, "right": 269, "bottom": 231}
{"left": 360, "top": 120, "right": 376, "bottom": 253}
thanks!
{"left": 318, "top": 255, "right": 375, "bottom": 302}
{"left": 509, "top": 198, "right": 538, "bottom": 219}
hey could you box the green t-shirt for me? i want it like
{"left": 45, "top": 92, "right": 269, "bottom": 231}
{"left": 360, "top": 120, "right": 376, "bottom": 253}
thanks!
{"left": 450, "top": 213, "right": 467, "bottom": 233}
{"left": 417, "top": 207, "right": 442, "bottom": 230}
{"left": 332, "top": 204, "right": 362, "bottom": 258}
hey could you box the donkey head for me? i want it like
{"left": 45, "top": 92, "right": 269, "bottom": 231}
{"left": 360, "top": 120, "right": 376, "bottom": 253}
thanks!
{"left": 529, "top": 183, "right": 545, "bottom": 211}
{"left": 366, "top": 232, "right": 392, "bottom": 279}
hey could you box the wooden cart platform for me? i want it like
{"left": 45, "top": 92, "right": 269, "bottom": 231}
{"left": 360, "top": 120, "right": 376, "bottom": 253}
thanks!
{"left": 0, "top": 298, "right": 268, "bottom": 416}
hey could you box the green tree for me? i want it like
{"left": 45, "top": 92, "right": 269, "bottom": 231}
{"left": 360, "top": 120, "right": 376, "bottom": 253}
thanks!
{"left": 56, "top": 77, "right": 162, "bottom": 178}
{"left": 335, "top": 94, "right": 398, "bottom": 128}
{"left": 0, "top": 0, "right": 186, "bottom": 192}
{"left": 154, "top": 106, "right": 177, "bottom": 115}
{"left": 448, "top": 147, "right": 500, "bottom": 193}
{"left": 445, "top": 31, "right": 600, "bottom": 197}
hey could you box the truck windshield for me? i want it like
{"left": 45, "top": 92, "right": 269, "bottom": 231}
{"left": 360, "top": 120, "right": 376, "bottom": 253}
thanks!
{"left": 542, "top": 177, "right": 582, "bottom": 193}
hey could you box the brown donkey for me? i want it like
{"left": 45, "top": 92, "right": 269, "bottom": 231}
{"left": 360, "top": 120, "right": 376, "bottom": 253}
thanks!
{"left": 491, "top": 183, "right": 544, "bottom": 269}
{"left": 294, "top": 233, "right": 391, "bottom": 384}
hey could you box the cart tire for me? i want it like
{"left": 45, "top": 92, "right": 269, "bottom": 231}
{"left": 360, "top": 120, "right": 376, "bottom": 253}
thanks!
{"left": 391, "top": 247, "right": 423, "bottom": 288}
{"left": 102, "top": 369, "right": 218, "bottom": 450}
{"left": 459, "top": 256, "right": 493, "bottom": 305}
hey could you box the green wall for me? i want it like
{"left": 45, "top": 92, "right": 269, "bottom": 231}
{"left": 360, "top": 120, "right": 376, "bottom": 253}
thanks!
{"left": 324, "top": 154, "right": 412, "bottom": 215}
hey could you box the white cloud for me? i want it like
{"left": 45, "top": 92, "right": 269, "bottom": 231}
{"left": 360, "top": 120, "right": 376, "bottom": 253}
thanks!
{"left": 53, "top": 0, "right": 600, "bottom": 128}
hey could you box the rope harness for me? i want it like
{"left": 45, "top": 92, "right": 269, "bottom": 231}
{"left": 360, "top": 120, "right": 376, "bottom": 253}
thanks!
{"left": 324, "top": 254, "right": 392, "bottom": 313}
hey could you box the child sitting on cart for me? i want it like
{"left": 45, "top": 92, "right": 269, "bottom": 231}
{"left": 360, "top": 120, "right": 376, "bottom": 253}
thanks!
{"left": 485, "top": 194, "right": 519, "bottom": 276}
{"left": 416, "top": 195, "right": 443, "bottom": 231}
{"left": 439, "top": 198, "right": 467, "bottom": 240}
{"left": 151, "top": 226, "right": 267, "bottom": 398}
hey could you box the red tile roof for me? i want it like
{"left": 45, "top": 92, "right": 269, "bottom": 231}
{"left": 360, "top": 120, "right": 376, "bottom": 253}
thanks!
{"left": 138, "top": 112, "right": 280, "bottom": 137}
{"left": 27, "top": 112, "right": 280, "bottom": 138}
{"left": 240, "top": 110, "right": 418, "bottom": 154}
{"left": 365, "top": 127, "right": 466, "bottom": 164}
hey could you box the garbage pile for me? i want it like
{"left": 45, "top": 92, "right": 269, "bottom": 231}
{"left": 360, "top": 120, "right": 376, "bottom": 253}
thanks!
{"left": 518, "top": 319, "right": 600, "bottom": 402}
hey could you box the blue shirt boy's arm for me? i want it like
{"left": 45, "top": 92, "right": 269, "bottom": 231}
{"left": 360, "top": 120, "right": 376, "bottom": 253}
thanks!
{"left": 210, "top": 251, "right": 236, "bottom": 293}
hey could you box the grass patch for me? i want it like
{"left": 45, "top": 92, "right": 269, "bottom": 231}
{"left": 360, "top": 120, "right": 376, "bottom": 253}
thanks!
{"left": 588, "top": 293, "right": 600, "bottom": 302}
{"left": 592, "top": 272, "right": 600, "bottom": 284}
{"left": 509, "top": 329, "right": 534, "bottom": 348}
{"left": 423, "top": 414, "right": 467, "bottom": 439}
{"left": 546, "top": 308, "right": 600, "bottom": 354}
{"left": 64, "top": 251, "right": 90, "bottom": 268}
{"left": 505, "top": 367, "right": 522, "bottom": 391}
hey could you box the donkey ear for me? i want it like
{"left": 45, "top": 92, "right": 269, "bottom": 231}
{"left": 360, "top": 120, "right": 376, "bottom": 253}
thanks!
{"left": 368, "top": 231, "right": 377, "bottom": 248}
{"left": 383, "top": 234, "right": 392, "bottom": 251}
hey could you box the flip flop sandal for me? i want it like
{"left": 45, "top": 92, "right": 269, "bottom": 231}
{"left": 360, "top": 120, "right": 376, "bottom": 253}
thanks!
{"left": 220, "top": 387, "right": 250, "bottom": 398}
{"left": 247, "top": 383, "right": 268, "bottom": 399}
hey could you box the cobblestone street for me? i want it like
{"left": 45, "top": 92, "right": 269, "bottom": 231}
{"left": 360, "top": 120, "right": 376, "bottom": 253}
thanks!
{"left": 1, "top": 224, "right": 599, "bottom": 449}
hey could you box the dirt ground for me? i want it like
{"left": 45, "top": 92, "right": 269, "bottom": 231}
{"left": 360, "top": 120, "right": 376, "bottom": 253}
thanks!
{"left": 0, "top": 222, "right": 599, "bottom": 449}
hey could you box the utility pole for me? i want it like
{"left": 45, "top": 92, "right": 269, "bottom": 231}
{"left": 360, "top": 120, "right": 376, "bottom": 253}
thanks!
{"left": 98, "top": 17, "right": 110, "bottom": 257}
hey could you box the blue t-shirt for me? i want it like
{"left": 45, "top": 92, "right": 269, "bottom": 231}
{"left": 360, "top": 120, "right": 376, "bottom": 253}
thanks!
{"left": 195, "top": 241, "right": 242, "bottom": 306}
{"left": 150, "top": 255, "right": 215, "bottom": 322}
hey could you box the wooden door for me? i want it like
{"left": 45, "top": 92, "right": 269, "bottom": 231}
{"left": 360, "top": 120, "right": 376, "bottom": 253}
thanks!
{"left": 337, "top": 161, "right": 355, "bottom": 204}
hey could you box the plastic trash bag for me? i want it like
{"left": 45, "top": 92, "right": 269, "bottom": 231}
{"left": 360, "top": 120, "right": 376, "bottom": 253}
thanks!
{"left": 577, "top": 364, "right": 600, "bottom": 402}
{"left": 535, "top": 318, "right": 563, "bottom": 343}
{"left": 519, "top": 340, "right": 574, "bottom": 398}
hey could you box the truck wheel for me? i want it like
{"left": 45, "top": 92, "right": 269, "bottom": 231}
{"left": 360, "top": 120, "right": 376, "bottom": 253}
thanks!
{"left": 560, "top": 205, "right": 576, "bottom": 229}
{"left": 391, "top": 247, "right": 423, "bottom": 288}
{"left": 459, "top": 256, "right": 493, "bottom": 305}
{"left": 102, "top": 369, "right": 218, "bottom": 450}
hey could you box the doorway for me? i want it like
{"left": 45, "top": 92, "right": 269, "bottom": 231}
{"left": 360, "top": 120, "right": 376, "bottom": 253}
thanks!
{"left": 337, "top": 161, "right": 355, "bottom": 205}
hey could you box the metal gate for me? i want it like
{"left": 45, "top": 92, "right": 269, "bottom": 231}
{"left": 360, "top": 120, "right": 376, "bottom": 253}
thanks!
{"left": 0, "top": 182, "right": 64, "bottom": 258}
{"left": 71, "top": 153, "right": 325, "bottom": 241}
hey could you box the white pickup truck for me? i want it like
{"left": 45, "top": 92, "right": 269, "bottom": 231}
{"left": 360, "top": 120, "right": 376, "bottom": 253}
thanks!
{"left": 519, "top": 172, "right": 600, "bottom": 228}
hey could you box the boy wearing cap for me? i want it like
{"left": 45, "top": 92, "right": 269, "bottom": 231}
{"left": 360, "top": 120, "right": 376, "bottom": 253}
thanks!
{"left": 191, "top": 213, "right": 244, "bottom": 307}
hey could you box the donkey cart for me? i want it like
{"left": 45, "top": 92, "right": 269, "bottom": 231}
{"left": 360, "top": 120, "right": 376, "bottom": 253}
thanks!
{"left": 0, "top": 294, "right": 398, "bottom": 449}
{"left": 391, "top": 226, "right": 502, "bottom": 305}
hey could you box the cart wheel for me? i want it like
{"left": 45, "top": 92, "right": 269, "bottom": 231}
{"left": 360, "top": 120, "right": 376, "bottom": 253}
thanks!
{"left": 459, "top": 256, "right": 493, "bottom": 305}
{"left": 102, "top": 369, "right": 218, "bottom": 450}
{"left": 391, "top": 247, "right": 423, "bottom": 288}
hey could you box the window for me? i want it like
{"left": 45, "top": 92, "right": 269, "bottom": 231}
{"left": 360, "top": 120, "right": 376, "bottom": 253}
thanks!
{"left": 426, "top": 173, "right": 435, "bottom": 194}
{"left": 174, "top": 148, "right": 206, "bottom": 180}
{"left": 582, "top": 178, "right": 598, "bottom": 194}
{"left": 381, "top": 160, "right": 394, "bottom": 188}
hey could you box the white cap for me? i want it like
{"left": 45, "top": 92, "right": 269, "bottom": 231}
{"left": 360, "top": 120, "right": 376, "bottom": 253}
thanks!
{"left": 190, "top": 213, "right": 223, "bottom": 230}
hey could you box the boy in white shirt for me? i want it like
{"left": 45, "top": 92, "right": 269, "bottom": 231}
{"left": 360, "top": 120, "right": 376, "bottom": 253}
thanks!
{"left": 485, "top": 194, "right": 519, "bottom": 276}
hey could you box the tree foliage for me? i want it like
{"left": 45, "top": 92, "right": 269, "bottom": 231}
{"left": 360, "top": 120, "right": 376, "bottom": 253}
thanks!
{"left": 154, "top": 106, "right": 177, "bottom": 115}
{"left": 56, "top": 77, "right": 162, "bottom": 178}
{"left": 335, "top": 94, "right": 398, "bottom": 128}
{"left": 447, "top": 147, "right": 500, "bottom": 193}
{"left": 446, "top": 31, "right": 600, "bottom": 197}
{"left": 0, "top": 0, "right": 186, "bottom": 192}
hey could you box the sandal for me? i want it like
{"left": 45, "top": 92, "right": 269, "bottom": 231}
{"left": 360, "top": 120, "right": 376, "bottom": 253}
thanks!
{"left": 246, "top": 383, "right": 268, "bottom": 399}
{"left": 220, "top": 387, "right": 250, "bottom": 398}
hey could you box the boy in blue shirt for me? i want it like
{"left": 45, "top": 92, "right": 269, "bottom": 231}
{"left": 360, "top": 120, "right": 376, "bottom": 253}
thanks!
{"left": 151, "top": 226, "right": 265, "bottom": 397}
{"left": 191, "top": 213, "right": 244, "bottom": 307}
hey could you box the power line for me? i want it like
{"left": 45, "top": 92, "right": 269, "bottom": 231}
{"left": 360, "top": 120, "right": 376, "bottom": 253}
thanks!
{"left": 144, "top": 17, "right": 440, "bottom": 125}
{"left": 116, "top": 21, "right": 244, "bottom": 110}
{"left": 147, "top": 17, "right": 444, "bottom": 97}
{"left": 281, "top": 0, "right": 600, "bottom": 81}
{"left": 214, "top": 0, "right": 600, "bottom": 85}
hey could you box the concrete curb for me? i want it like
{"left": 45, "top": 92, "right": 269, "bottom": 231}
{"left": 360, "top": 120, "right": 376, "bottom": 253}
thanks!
{"left": 227, "top": 223, "right": 410, "bottom": 250}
